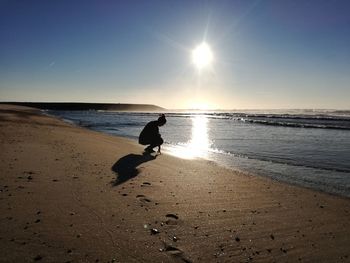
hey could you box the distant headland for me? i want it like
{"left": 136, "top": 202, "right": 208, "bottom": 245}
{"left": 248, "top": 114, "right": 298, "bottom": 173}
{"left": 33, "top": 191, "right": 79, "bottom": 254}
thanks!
{"left": 0, "top": 102, "right": 165, "bottom": 111}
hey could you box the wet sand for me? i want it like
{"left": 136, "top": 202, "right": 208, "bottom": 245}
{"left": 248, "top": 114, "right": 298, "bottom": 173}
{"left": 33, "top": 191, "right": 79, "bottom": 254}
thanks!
{"left": 1, "top": 104, "right": 350, "bottom": 262}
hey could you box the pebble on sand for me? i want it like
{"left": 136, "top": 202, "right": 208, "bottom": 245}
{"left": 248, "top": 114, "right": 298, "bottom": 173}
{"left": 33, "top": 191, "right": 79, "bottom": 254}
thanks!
{"left": 151, "top": 228, "right": 160, "bottom": 235}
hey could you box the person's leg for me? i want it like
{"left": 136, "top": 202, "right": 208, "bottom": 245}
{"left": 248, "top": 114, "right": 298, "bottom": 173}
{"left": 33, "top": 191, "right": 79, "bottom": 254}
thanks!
{"left": 140, "top": 138, "right": 154, "bottom": 152}
{"left": 148, "top": 137, "right": 163, "bottom": 150}
{"left": 153, "top": 137, "right": 164, "bottom": 153}
{"left": 144, "top": 137, "right": 164, "bottom": 153}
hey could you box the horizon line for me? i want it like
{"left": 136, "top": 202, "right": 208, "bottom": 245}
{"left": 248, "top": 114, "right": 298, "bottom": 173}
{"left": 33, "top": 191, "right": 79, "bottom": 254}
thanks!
{"left": 1, "top": 101, "right": 349, "bottom": 111}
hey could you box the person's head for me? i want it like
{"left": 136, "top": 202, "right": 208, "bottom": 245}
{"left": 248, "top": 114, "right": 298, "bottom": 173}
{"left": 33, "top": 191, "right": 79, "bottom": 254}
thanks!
{"left": 157, "top": 114, "right": 166, "bottom": 126}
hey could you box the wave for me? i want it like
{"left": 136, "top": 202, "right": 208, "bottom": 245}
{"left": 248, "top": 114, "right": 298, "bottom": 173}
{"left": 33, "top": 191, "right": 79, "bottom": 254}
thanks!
{"left": 162, "top": 112, "right": 350, "bottom": 130}
{"left": 212, "top": 148, "right": 350, "bottom": 173}
{"left": 164, "top": 141, "right": 350, "bottom": 173}
{"left": 240, "top": 118, "right": 350, "bottom": 130}
{"left": 82, "top": 122, "right": 143, "bottom": 129}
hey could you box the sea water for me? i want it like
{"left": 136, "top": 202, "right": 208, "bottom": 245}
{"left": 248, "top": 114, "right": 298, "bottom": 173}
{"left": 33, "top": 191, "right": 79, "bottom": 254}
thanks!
{"left": 48, "top": 109, "right": 350, "bottom": 197}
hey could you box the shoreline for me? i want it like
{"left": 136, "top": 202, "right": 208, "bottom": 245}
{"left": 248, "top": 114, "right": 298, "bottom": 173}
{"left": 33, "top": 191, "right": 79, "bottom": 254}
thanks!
{"left": 1, "top": 104, "right": 350, "bottom": 262}
{"left": 50, "top": 109, "right": 350, "bottom": 199}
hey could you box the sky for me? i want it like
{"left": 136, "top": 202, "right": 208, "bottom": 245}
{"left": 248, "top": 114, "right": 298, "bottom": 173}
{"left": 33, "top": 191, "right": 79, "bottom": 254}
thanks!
{"left": 0, "top": 0, "right": 350, "bottom": 109}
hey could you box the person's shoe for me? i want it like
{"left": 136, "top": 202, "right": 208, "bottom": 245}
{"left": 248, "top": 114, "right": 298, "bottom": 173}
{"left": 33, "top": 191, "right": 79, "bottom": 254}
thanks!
{"left": 144, "top": 146, "right": 155, "bottom": 153}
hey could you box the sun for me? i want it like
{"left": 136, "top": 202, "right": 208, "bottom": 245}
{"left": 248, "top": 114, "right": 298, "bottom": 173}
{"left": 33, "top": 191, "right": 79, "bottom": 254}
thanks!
{"left": 192, "top": 42, "right": 213, "bottom": 70}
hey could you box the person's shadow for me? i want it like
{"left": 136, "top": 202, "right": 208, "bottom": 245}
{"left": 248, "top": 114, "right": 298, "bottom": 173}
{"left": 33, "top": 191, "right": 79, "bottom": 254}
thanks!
{"left": 111, "top": 153, "right": 157, "bottom": 186}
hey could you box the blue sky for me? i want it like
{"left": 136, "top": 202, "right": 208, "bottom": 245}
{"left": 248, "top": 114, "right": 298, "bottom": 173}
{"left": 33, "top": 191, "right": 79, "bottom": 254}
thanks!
{"left": 1, "top": 0, "right": 349, "bottom": 109}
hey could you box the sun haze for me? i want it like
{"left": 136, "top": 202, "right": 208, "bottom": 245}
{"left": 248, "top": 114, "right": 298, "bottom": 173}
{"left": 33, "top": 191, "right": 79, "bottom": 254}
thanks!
{"left": 192, "top": 42, "right": 213, "bottom": 70}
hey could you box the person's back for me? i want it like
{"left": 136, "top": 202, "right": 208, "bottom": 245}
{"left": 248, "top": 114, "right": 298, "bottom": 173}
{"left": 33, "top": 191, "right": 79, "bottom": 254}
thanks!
{"left": 139, "top": 120, "right": 159, "bottom": 145}
{"left": 138, "top": 114, "right": 166, "bottom": 153}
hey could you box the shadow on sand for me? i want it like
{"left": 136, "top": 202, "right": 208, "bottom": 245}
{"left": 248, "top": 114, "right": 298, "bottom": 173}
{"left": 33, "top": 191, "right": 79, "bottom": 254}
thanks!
{"left": 111, "top": 153, "right": 156, "bottom": 186}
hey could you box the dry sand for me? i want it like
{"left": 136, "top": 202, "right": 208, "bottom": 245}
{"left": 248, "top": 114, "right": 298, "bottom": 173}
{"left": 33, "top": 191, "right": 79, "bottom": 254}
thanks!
{"left": 0, "top": 104, "right": 349, "bottom": 263}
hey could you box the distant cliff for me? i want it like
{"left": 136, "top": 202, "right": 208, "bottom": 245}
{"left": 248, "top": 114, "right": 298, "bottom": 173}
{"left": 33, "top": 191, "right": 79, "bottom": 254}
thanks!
{"left": 1, "top": 102, "right": 165, "bottom": 111}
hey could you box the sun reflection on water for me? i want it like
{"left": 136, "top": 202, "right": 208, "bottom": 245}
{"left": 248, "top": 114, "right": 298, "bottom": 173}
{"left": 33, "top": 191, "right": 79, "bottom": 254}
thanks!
{"left": 166, "top": 115, "right": 211, "bottom": 159}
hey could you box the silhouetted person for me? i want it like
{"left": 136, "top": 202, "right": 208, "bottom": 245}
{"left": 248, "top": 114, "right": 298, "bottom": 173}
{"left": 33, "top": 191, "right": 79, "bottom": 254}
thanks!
{"left": 139, "top": 114, "right": 166, "bottom": 153}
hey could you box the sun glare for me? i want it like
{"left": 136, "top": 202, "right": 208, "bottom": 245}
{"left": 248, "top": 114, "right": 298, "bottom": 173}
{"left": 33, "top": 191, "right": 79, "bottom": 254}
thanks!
{"left": 165, "top": 116, "right": 211, "bottom": 159}
{"left": 192, "top": 42, "right": 213, "bottom": 70}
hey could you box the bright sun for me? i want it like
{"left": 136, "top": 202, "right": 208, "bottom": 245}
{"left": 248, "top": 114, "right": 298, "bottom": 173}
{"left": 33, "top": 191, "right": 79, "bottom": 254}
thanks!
{"left": 192, "top": 42, "right": 213, "bottom": 70}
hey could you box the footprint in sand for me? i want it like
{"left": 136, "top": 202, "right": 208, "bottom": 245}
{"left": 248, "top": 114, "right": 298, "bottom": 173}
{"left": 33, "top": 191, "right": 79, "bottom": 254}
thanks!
{"left": 161, "top": 243, "right": 192, "bottom": 263}
{"left": 136, "top": 194, "right": 152, "bottom": 203}
{"left": 141, "top": 182, "right": 151, "bottom": 187}
{"left": 166, "top": 214, "right": 179, "bottom": 219}
{"left": 165, "top": 214, "right": 179, "bottom": 225}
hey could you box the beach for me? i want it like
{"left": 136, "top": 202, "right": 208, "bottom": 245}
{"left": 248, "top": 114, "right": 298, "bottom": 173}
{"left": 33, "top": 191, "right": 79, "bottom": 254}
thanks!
{"left": 1, "top": 104, "right": 350, "bottom": 263}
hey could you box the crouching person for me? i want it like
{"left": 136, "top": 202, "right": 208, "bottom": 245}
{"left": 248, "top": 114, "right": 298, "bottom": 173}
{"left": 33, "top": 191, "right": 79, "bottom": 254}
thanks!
{"left": 139, "top": 114, "right": 166, "bottom": 154}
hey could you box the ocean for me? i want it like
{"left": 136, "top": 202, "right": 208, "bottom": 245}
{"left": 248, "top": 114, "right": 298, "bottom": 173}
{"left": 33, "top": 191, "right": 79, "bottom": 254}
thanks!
{"left": 47, "top": 109, "right": 350, "bottom": 198}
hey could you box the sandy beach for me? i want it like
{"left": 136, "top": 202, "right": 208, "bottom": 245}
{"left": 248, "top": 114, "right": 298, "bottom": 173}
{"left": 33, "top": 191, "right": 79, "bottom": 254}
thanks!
{"left": 0, "top": 104, "right": 349, "bottom": 263}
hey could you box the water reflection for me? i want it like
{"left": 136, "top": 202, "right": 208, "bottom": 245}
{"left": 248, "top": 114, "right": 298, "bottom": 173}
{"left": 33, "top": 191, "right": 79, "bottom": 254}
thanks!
{"left": 166, "top": 115, "right": 211, "bottom": 159}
